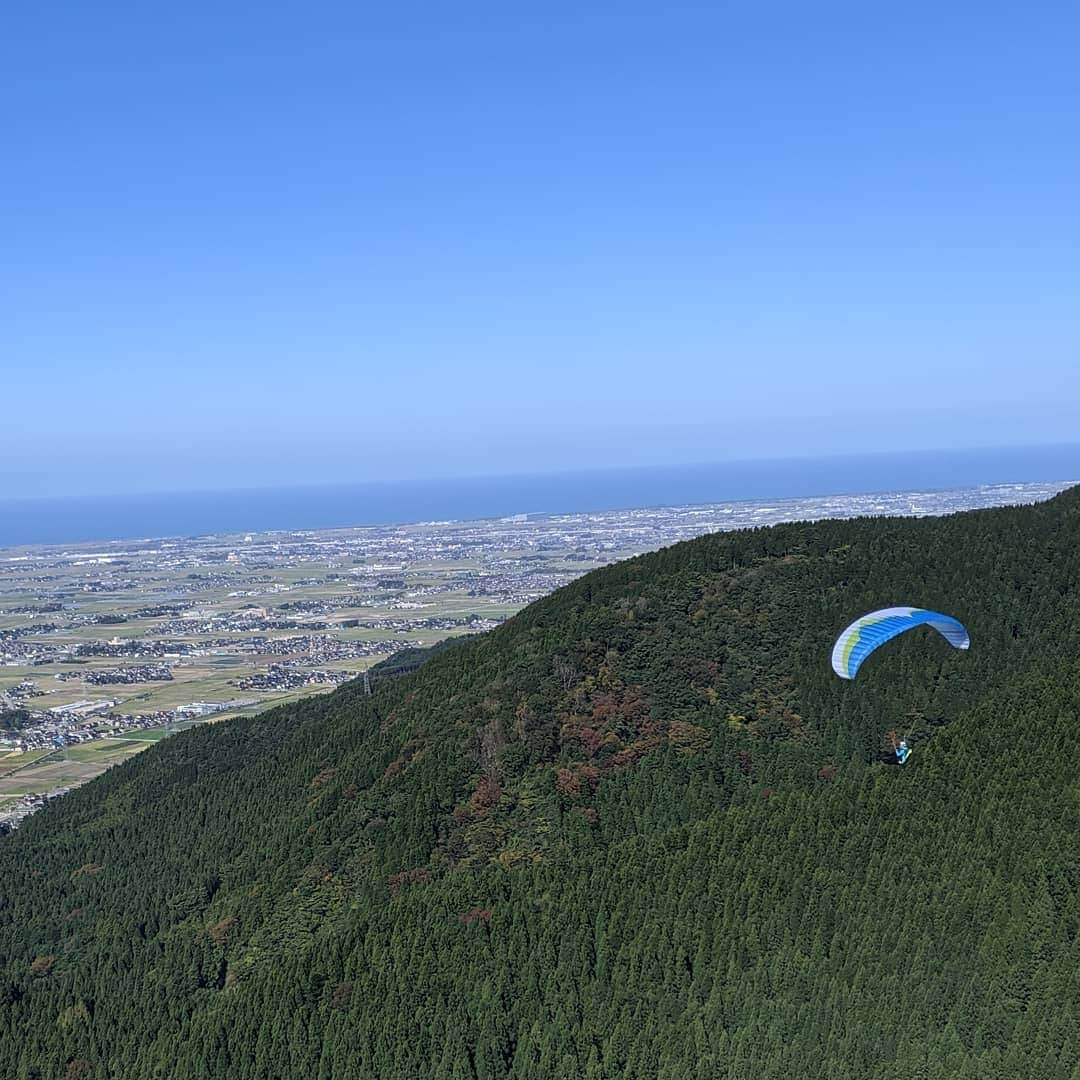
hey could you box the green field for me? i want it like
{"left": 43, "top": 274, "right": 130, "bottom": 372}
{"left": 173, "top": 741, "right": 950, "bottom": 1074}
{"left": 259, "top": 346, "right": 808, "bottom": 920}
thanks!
{"left": 62, "top": 740, "right": 149, "bottom": 764}
{"left": 111, "top": 727, "right": 175, "bottom": 742}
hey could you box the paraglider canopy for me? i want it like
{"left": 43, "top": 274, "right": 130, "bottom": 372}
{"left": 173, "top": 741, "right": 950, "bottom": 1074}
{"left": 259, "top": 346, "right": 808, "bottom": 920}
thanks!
{"left": 831, "top": 606, "right": 970, "bottom": 680}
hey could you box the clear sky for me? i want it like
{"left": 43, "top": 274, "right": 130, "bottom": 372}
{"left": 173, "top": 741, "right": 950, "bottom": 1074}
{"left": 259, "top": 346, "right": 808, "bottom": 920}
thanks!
{"left": 3, "top": 1, "right": 1078, "bottom": 497}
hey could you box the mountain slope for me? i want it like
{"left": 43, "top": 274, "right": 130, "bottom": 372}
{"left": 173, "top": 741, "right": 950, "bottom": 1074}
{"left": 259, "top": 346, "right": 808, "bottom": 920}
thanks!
{"left": 2, "top": 490, "right": 1079, "bottom": 1078}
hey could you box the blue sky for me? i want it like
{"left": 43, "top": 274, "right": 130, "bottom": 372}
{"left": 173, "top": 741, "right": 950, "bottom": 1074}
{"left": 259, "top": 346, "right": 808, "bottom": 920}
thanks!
{"left": 3, "top": 1, "right": 1078, "bottom": 496}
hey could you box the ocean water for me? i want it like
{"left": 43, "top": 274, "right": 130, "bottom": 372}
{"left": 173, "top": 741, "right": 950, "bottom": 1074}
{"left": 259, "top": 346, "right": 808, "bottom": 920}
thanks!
{"left": 1, "top": 445, "right": 1079, "bottom": 548}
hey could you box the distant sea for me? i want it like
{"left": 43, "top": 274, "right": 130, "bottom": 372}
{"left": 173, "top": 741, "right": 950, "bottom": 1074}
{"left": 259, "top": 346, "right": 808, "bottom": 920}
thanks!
{"left": 2, "top": 445, "right": 1079, "bottom": 549}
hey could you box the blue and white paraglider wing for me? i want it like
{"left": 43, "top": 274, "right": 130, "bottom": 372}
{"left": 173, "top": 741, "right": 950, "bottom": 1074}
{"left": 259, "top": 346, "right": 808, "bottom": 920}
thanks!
{"left": 831, "top": 606, "right": 970, "bottom": 680}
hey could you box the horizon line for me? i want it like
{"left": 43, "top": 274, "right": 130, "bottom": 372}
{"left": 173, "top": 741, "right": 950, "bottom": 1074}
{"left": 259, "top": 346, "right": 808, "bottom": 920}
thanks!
{"left": 4, "top": 441, "right": 1080, "bottom": 504}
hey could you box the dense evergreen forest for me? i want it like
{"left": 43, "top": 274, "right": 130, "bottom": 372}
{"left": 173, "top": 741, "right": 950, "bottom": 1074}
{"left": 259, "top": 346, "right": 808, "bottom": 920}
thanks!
{"left": 2, "top": 491, "right": 1078, "bottom": 1078}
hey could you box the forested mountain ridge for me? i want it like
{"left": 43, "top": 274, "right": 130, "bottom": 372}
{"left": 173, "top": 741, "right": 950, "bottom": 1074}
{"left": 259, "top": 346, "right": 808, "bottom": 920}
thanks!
{"left": 1, "top": 490, "right": 1078, "bottom": 1078}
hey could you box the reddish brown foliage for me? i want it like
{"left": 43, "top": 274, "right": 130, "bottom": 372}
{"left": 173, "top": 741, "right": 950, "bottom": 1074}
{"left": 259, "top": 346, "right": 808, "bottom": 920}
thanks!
{"left": 329, "top": 981, "right": 353, "bottom": 1009}
{"left": 590, "top": 686, "right": 650, "bottom": 726}
{"left": 70, "top": 863, "right": 104, "bottom": 880}
{"left": 311, "top": 766, "right": 336, "bottom": 790}
{"left": 470, "top": 776, "right": 502, "bottom": 810}
{"left": 302, "top": 863, "right": 335, "bottom": 885}
{"left": 782, "top": 708, "right": 804, "bottom": 735}
{"left": 738, "top": 750, "right": 753, "bottom": 775}
{"left": 460, "top": 906, "right": 493, "bottom": 926}
{"left": 817, "top": 764, "right": 838, "bottom": 783}
{"left": 556, "top": 763, "right": 602, "bottom": 797}
{"left": 208, "top": 915, "right": 238, "bottom": 946}
{"left": 580, "top": 765, "right": 600, "bottom": 788}
{"left": 383, "top": 739, "right": 426, "bottom": 782}
{"left": 610, "top": 733, "right": 665, "bottom": 770}
{"left": 560, "top": 718, "right": 605, "bottom": 755}
{"left": 29, "top": 955, "right": 55, "bottom": 978}
{"left": 63, "top": 1060, "right": 93, "bottom": 1080}
{"left": 573, "top": 806, "right": 598, "bottom": 824}
{"left": 555, "top": 767, "right": 581, "bottom": 796}
{"left": 559, "top": 683, "right": 653, "bottom": 760}
{"left": 387, "top": 867, "right": 431, "bottom": 896}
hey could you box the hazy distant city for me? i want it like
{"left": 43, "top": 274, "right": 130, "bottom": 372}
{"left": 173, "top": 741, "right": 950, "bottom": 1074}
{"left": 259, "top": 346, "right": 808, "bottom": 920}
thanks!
{"left": 0, "top": 479, "right": 1069, "bottom": 830}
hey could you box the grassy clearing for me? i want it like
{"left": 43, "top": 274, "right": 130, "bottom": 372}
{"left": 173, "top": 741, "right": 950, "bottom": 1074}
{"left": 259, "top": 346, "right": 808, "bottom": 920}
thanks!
{"left": 63, "top": 741, "right": 148, "bottom": 764}
{"left": 0, "top": 750, "right": 52, "bottom": 768}
{"left": 112, "top": 727, "right": 173, "bottom": 742}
